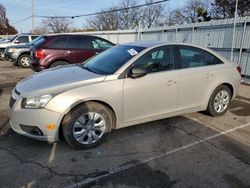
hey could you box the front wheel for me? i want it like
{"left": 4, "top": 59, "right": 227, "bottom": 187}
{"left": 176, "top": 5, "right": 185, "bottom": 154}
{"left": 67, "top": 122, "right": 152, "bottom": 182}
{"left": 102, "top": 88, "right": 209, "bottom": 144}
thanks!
{"left": 62, "top": 102, "right": 113, "bottom": 149}
{"left": 206, "top": 85, "right": 232, "bottom": 117}
{"left": 18, "top": 54, "right": 31, "bottom": 68}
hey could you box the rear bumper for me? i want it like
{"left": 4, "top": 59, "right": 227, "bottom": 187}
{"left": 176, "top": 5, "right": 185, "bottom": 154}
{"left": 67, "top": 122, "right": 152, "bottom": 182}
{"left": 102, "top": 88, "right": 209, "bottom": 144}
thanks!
{"left": 30, "top": 59, "right": 46, "bottom": 72}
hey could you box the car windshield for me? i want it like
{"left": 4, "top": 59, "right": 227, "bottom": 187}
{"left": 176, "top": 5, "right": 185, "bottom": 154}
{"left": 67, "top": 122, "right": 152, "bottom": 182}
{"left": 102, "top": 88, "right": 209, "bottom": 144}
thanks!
{"left": 82, "top": 45, "right": 145, "bottom": 75}
{"left": 9, "top": 35, "right": 19, "bottom": 42}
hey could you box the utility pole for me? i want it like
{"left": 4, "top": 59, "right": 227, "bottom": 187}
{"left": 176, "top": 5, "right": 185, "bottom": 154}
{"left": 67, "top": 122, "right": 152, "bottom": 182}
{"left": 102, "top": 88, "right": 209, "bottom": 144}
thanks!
{"left": 230, "top": 0, "right": 238, "bottom": 62}
{"left": 31, "top": 0, "right": 35, "bottom": 34}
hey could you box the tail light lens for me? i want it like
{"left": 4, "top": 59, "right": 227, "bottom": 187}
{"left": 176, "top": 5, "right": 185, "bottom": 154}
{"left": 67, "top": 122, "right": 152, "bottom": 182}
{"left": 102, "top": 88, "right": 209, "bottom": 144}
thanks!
{"left": 35, "top": 50, "right": 45, "bottom": 59}
{"left": 236, "top": 65, "right": 241, "bottom": 75}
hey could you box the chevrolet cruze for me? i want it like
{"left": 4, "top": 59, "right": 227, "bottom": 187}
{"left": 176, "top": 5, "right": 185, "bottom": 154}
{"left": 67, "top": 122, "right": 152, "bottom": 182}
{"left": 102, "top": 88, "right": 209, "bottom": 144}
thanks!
{"left": 9, "top": 42, "right": 241, "bottom": 149}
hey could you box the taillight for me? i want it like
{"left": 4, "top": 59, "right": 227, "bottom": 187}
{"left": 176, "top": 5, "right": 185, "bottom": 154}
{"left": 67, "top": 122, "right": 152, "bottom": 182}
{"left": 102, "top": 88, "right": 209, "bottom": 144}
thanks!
{"left": 236, "top": 65, "right": 241, "bottom": 75}
{"left": 35, "top": 50, "right": 45, "bottom": 59}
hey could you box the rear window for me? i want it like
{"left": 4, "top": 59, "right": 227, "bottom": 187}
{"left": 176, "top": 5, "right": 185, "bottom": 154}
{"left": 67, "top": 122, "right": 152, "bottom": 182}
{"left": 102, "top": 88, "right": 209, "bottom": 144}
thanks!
{"left": 33, "top": 36, "right": 45, "bottom": 46}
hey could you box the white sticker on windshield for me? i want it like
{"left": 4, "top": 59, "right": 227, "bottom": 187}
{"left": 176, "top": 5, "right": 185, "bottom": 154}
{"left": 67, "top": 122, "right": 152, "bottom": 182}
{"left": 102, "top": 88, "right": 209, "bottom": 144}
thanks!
{"left": 127, "top": 48, "right": 138, "bottom": 56}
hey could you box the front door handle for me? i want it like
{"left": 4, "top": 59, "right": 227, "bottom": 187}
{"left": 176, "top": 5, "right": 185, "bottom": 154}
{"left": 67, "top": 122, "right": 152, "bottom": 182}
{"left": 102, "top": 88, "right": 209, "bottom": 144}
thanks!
{"left": 67, "top": 50, "right": 73, "bottom": 54}
{"left": 165, "top": 80, "right": 177, "bottom": 86}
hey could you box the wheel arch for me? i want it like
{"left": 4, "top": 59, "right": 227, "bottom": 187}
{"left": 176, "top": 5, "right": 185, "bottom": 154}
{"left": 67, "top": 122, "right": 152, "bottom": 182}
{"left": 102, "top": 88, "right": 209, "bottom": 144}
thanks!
{"left": 58, "top": 100, "right": 117, "bottom": 140}
{"left": 17, "top": 51, "right": 31, "bottom": 61}
{"left": 206, "top": 82, "right": 235, "bottom": 108}
{"left": 49, "top": 59, "right": 70, "bottom": 67}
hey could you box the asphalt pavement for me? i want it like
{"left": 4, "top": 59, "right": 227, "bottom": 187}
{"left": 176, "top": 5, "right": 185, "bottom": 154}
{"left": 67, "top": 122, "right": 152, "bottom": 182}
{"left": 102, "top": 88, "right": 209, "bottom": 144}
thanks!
{"left": 0, "top": 60, "right": 250, "bottom": 188}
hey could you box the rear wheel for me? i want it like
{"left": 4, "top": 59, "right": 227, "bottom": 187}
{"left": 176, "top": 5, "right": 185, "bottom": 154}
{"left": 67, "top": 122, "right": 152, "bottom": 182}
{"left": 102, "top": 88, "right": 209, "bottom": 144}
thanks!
{"left": 206, "top": 85, "right": 232, "bottom": 117}
{"left": 50, "top": 61, "right": 68, "bottom": 68}
{"left": 62, "top": 102, "right": 113, "bottom": 149}
{"left": 18, "top": 54, "right": 31, "bottom": 68}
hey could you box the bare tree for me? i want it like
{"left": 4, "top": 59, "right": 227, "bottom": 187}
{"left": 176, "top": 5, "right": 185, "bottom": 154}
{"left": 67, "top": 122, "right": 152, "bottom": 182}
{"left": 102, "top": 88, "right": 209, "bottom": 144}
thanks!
{"left": 86, "top": 0, "right": 166, "bottom": 30}
{"left": 168, "top": 0, "right": 210, "bottom": 24}
{"left": 117, "top": 0, "right": 141, "bottom": 29}
{"left": 40, "top": 17, "right": 72, "bottom": 33}
{"left": 0, "top": 4, "right": 6, "bottom": 28}
{"left": 142, "top": 0, "right": 165, "bottom": 28}
{"left": 211, "top": 0, "right": 250, "bottom": 19}
{"left": 87, "top": 7, "right": 119, "bottom": 30}
{"left": 33, "top": 25, "right": 49, "bottom": 34}
{"left": 0, "top": 4, "right": 17, "bottom": 34}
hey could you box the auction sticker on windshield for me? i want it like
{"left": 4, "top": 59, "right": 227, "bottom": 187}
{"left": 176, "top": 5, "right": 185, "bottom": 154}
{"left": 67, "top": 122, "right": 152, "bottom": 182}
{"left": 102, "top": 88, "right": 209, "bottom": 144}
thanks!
{"left": 127, "top": 48, "right": 138, "bottom": 56}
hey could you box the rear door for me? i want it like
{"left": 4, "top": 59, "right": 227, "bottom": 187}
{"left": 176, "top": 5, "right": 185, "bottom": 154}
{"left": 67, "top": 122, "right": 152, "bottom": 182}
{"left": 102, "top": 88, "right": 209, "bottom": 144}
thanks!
{"left": 176, "top": 45, "right": 223, "bottom": 110}
{"left": 66, "top": 36, "right": 97, "bottom": 63}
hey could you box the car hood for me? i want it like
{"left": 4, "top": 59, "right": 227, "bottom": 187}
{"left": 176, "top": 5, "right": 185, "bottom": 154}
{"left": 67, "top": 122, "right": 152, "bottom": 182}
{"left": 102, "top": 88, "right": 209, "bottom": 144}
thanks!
{"left": 0, "top": 42, "right": 13, "bottom": 48}
{"left": 16, "top": 65, "right": 106, "bottom": 97}
{"left": 7, "top": 44, "right": 30, "bottom": 49}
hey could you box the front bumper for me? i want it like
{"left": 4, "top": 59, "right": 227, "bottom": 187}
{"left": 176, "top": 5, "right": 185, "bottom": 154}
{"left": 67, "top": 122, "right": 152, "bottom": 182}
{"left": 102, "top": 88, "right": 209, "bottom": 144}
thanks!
{"left": 8, "top": 90, "right": 63, "bottom": 142}
{"left": 0, "top": 49, "right": 5, "bottom": 59}
{"left": 4, "top": 51, "right": 18, "bottom": 63}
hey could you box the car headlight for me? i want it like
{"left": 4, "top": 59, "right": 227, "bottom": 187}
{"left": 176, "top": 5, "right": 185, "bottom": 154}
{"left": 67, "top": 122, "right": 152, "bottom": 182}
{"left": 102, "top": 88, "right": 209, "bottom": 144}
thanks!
{"left": 21, "top": 95, "right": 52, "bottom": 109}
{"left": 8, "top": 48, "right": 16, "bottom": 53}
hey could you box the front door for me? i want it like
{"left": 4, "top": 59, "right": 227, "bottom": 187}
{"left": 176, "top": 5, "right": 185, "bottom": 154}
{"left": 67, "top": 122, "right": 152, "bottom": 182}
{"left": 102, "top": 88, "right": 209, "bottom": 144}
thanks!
{"left": 123, "top": 45, "right": 179, "bottom": 123}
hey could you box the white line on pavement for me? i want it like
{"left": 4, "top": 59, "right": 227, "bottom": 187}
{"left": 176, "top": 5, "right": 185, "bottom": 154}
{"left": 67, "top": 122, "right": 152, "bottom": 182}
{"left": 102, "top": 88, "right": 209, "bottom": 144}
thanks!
{"left": 65, "top": 122, "right": 250, "bottom": 188}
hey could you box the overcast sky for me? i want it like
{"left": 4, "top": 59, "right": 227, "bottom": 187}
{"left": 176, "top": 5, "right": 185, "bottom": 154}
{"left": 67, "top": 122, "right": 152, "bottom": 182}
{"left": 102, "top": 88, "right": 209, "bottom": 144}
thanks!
{"left": 1, "top": 0, "right": 188, "bottom": 33}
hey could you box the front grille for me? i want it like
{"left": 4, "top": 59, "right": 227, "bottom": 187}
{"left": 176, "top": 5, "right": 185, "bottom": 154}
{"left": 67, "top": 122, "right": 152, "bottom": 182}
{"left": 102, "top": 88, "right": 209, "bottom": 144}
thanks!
{"left": 9, "top": 96, "right": 16, "bottom": 108}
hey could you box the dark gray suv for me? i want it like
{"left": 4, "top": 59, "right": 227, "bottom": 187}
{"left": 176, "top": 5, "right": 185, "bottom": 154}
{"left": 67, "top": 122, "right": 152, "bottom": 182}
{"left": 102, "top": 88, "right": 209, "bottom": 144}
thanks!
{"left": 4, "top": 36, "right": 42, "bottom": 67}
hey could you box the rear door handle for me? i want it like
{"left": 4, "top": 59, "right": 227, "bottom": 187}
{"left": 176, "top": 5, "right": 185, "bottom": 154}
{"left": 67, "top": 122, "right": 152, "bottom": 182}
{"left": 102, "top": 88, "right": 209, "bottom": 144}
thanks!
{"left": 205, "top": 73, "right": 214, "bottom": 78}
{"left": 67, "top": 50, "right": 73, "bottom": 54}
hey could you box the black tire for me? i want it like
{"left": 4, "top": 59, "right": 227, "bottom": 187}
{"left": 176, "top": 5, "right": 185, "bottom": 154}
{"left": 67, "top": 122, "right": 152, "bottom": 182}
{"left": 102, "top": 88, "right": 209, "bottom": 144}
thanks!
{"left": 18, "top": 54, "right": 31, "bottom": 68}
{"left": 62, "top": 102, "right": 113, "bottom": 149}
{"left": 206, "top": 85, "right": 232, "bottom": 117}
{"left": 50, "top": 61, "right": 68, "bottom": 68}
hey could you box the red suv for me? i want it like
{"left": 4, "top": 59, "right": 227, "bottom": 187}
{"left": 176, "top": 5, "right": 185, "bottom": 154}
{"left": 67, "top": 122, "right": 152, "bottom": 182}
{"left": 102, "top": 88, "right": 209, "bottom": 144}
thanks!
{"left": 30, "top": 34, "right": 114, "bottom": 71}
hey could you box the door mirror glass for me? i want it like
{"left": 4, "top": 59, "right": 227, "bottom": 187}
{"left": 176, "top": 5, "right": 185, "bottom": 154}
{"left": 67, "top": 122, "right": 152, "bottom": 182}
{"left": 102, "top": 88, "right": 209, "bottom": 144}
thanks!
{"left": 129, "top": 67, "right": 147, "bottom": 79}
{"left": 14, "top": 40, "right": 19, "bottom": 44}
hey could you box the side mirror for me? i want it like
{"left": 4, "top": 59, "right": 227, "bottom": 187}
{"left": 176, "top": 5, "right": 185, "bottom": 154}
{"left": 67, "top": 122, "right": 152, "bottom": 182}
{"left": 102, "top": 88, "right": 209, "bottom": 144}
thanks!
{"left": 129, "top": 67, "right": 147, "bottom": 79}
{"left": 14, "top": 40, "right": 20, "bottom": 44}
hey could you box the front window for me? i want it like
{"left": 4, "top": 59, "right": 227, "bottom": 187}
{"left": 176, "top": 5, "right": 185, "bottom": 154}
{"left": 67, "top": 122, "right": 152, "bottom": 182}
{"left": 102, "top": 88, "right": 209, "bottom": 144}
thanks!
{"left": 133, "top": 46, "right": 175, "bottom": 73}
{"left": 82, "top": 45, "right": 145, "bottom": 75}
{"left": 16, "top": 36, "right": 29, "bottom": 43}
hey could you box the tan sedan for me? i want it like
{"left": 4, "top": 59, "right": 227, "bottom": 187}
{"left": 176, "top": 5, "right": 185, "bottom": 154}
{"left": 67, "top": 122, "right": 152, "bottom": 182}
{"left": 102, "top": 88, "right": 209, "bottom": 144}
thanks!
{"left": 9, "top": 42, "right": 241, "bottom": 149}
